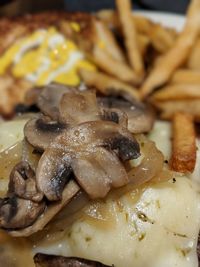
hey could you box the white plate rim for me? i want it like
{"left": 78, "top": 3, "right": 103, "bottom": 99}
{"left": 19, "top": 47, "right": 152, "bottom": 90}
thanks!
{"left": 135, "top": 10, "right": 185, "bottom": 32}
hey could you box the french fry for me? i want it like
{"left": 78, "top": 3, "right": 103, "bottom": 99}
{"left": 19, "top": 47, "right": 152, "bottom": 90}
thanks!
{"left": 152, "top": 99, "right": 200, "bottom": 121}
{"left": 92, "top": 45, "right": 141, "bottom": 84}
{"left": 171, "top": 69, "right": 200, "bottom": 84}
{"left": 170, "top": 112, "right": 196, "bottom": 173}
{"left": 94, "top": 20, "right": 126, "bottom": 62}
{"left": 97, "top": 11, "right": 176, "bottom": 54}
{"left": 79, "top": 68, "right": 140, "bottom": 101}
{"left": 96, "top": 10, "right": 119, "bottom": 28}
{"left": 152, "top": 84, "right": 200, "bottom": 101}
{"left": 116, "top": 0, "right": 144, "bottom": 76}
{"left": 187, "top": 38, "right": 200, "bottom": 70}
{"left": 134, "top": 15, "right": 177, "bottom": 53}
{"left": 149, "top": 24, "right": 176, "bottom": 53}
{"left": 138, "top": 33, "right": 150, "bottom": 56}
{"left": 140, "top": 0, "right": 200, "bottom": 98}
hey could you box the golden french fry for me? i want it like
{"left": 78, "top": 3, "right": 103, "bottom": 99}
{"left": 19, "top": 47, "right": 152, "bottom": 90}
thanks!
{"left": 149, "top": 24, "right": 176, "bottom": 53}
{"left": 94, "top": 20, "right": 125, "bottom": 62}
{"left": 96, "top": 10, "right": 119, "bottom": 28}
{"left": 171, "top": 69, "right": 200, "bottom": 84}
{"left": 79, "top": 68, "right": 140, "bottom": 101}
{"left": 134, "top": 15, "right": 177, "bottom": 53}
{"left": 116, "top": 0, "right": 144, "bottom": 76}
{"left": 152, "top": 99, "right": 200, "bottom": 121}
{"left": 152, "top": 84, "right": 200, "bottom": 101}
{"left": 170, "top": 112, "right": 196, "bottom": 173}
{"left": 133, "top": 15, "right": 152, "bottom": 34}
{"left": 140, "top": 0, "right": 200, "bottom": 98}
{"left": 138, "top": 34, "right": 150, "bottom": 56}
{"left": 187, "top": 38, "right": 200, "bottom": 70}
{"left": 92, "top": 45, "right": 141, "bottom": 84}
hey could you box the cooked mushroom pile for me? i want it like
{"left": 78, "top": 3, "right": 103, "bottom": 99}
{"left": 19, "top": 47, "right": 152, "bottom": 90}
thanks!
{"left": 0, "top": 83, "right": 157, "bottom": 237}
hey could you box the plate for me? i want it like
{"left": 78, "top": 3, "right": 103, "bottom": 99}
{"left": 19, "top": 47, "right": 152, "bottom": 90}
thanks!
{"left": 137, "top": 10, "right": 185, "bottom": 31}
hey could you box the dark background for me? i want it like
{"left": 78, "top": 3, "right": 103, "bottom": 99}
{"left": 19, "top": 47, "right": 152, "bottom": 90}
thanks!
{"left": 64, "top": 0, "right": 190, "bottom": 14}
{"left": 0, "top": 0, "right": 190, "bottom": 16}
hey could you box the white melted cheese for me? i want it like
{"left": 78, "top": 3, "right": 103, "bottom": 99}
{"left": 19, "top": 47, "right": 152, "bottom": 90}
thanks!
{"left": 32, "top": 121, "right": 200, "bottom": 267}
{"left": 0, "top": 119, "right": 28, "bottom": 152}
{"left": 0, "top": 120, "right": 200, "bottom": 267}
{"left": 33, "top": 177, "right": 200, "bottom": 267}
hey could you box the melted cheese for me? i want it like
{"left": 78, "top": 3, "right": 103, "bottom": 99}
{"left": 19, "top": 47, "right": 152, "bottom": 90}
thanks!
{"left": 32, "top": 177, "right": 200, "bottom": 267}
{"left": 0, "top": 27, "right": 95, "bottom": 86}
{"left": 0, "top": 119, "right": 27, "bottom": 152}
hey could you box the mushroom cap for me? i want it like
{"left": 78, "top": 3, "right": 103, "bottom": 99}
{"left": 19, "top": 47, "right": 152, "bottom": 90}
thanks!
{"left": 37, "top": 83, "right": 78, "bottom": 121}
{"left": 24, "top": 116, "right": 66, "bottom": 151}
{"left": 0, "top": 196, "right": 45, "bottom": 230}
{"left": 98, "top": 96, "right": 155, "bottom": 133}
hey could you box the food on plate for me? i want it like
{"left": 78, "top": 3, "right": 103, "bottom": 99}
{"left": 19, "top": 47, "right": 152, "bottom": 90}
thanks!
{"left": 170, "top": 112, "right": 196, "bottom": 173}
{"left": 79, "top": 69, "right": 140, "bottom": 101}
{"left": 0, "top": 83, "right": 199, "bottom": 267}
{"left": 171, "top": 69, "right": 200, "bottom": 84}
{"left": 116, "top": 0, "right": 144, "bottom": 77}
{"left": 0, "top": 12, "right": 96, "bottom": 115}
{"left": 187, "top": 38, "right": 200, "bottom": 70}
{"left": 140, "top": 0, "right": 200, "bottom": 98}
{"left": 0, "top": 0, "right": 200, "bottom": 266}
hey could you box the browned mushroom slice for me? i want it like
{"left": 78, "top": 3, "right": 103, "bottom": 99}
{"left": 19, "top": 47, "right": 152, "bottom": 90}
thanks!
{"left": 36, "top": 149, "right": 72, "bottom": 201}
{"left": 8, "top": 162, "right": 43, "bottom": 202}
{"left": 0, "top": 196, "right": 45, "bottom": 230}
{"left": 34, "top": 253, "right": 113, "bottom": 267}
{"left": 9, "top": 180, "right": 80, "bottom": 237}
{"left": 24, "top": 116, "right": 66, "bottom": 151}
{"left": 51, "top": 121, "right": 140, "bottom": 158}
{"left": 72, "top": 147, "right": 128, "bottom": 199}
{"left": 98, "top": 96, "right": 155, "bottom": 133}
{"left": 100, "top": 108, "right": 128, "bottom": 128}
{"left": 37, "top": 121, "right": 139, "bottom": 201}
{"left": 37, "top": 83, "right": 77, "bottom": 121}
{"left": 59, "top": 90, "right": 100, "bottom": 124}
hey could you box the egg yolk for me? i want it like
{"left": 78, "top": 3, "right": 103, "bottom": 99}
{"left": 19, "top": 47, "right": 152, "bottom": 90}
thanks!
{"left": 0, "top": 27, "right": 95, "bottom": 86}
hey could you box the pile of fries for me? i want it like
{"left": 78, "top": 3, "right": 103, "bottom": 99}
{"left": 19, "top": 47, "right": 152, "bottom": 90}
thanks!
{"left": 77, "top": 0, "right": 200, "bottom": 174}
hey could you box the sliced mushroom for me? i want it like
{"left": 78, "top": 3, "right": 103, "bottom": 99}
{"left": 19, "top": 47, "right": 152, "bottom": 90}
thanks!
{"left": 37, "top": 121, "right": 140, "bottom": 201}
{"left": 72, "top": 147, "right": 128, "bottom": 199}
{"left": 98, "top": 96, "right": 155, "bottom": 133}
{"left": 9, "top": 180, "right": 80, "bottom": 237}
{"left": 59, "top": 90, "right": 100, "bottom": 124}
{"left": 8, "top": 162, "right": 43, "bottom": 202}
{"left": 24, "top": 116, "right": 66, "bottom": 151}
{"left": 34, "top": 253, "right": 113, "bottom": 267}
{"left": 0, "top": 196, "right": 45, "bottom": 230}
{"left": 36, "top": 149, "right": 72, "bottom": 201}
{"left": 37, "top": 83, "right": 77, "bottom": 121}
{"left": 50, "top": 121, "right": 140, "bottom": 158}
{"left": 100, "top": 108, "right": 128, "bottom": 128}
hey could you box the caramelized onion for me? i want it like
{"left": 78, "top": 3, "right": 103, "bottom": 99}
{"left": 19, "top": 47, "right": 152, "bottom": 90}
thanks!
{"left": 0, "top": 142, "right": 22, "bottom": 198}
{"left": 128, "top": 138, "right": 164, "bottom": 186}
